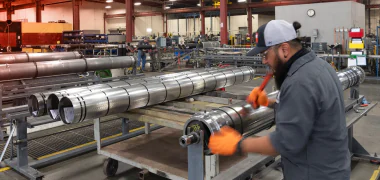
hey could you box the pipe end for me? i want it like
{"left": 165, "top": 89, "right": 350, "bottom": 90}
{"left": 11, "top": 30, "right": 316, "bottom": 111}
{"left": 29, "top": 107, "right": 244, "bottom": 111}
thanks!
{"left": 47, "top": 94, "right": 61, "bottom": 120}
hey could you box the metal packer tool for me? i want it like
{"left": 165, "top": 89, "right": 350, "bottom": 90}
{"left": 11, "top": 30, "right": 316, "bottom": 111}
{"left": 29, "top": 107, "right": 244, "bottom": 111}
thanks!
{"left": 57, "top": 66, "right": 255, "bottom": 124}
{"left": 28, "top": 67, "right": 235, "bottom": 119}
{"left": 179, "top": 66, "right": 366, "bottom": 153}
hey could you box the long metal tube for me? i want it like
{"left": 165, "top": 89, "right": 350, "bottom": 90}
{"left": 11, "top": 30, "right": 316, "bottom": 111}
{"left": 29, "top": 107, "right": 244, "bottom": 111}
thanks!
{"left": 0, "top": 56, "right": 135, "bottom": 81}
{"left": 29, "top": 67, "right": 237, "bottom": 118}
{"left": 179, "top": 66, "right": 366, "bottom": 150}
{"left": 0, "top": 52, "right": 82, "bottom": 64}
{"left": 57, "top": 66, "right": 255, "bottom": 124}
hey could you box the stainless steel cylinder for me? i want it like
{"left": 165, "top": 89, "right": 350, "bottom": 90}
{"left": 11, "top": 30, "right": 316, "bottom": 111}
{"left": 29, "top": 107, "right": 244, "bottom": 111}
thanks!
{"left": 0, "top": 63, "right": 37, "bottom": 81}
{"left": 0, "top": 52, "right": 82, "bottom": 64}
{"left": 57, "top": 66, "right": 256, "bottom": 124}
{"left": 0, "top": 56, "right": 136, "bottom": 81}
{"left": 27, "top": 52, "right": 82, "bottom": 62}
{"left": 180, "top": 66, "right": 366, "bottom": 150}
{"left": 36, "top": 59, "right": 87, "bottom": 77}
{"left": 0, "top": 53, "right": 29, "bottom": 64}
{"left": 34, "top": 68, "right": 214, "bottom": 118}
{"left": 86, "top": 56, "right": 135, "bottom": 71}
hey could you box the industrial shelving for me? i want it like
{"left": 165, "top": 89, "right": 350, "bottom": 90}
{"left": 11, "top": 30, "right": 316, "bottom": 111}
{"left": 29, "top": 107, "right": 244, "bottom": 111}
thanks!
{"left": 62, "top": 31, "right": 108, "bottom": 44}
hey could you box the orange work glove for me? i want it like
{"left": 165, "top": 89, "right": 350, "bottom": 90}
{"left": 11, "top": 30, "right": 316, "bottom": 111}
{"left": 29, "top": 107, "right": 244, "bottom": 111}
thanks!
{"left": 246, "top": 87, "right": 269, "bottom": 109}
{"left": 208, "top": 126, "right": 242, "bottom": 156}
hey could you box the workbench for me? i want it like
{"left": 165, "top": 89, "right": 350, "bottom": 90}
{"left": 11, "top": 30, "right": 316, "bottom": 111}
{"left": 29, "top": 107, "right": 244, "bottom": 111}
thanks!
{"left": 93, "top": 90, "right": 378, "bottom": 180}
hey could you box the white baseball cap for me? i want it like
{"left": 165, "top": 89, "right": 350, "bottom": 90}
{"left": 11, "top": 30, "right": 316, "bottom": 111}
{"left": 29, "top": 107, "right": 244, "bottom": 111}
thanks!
{"left": 247, "top": 20, "right": 298, "bottom": 56}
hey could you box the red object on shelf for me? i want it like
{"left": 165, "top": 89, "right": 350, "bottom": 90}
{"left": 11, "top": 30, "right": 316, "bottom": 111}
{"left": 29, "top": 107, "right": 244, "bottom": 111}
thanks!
{"left": 0, "top": 33, "right": 17, "bottom": 47}
{"left": 348, "top": 29, "right": 364, "bottom": 38}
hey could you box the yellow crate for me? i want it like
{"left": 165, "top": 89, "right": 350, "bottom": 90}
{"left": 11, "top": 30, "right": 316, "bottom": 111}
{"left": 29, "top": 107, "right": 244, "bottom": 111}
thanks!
{"left": 349, "top": 43, "right": 364, "bottom": 49}
{"left": 22, "top": 48, "right": 33, "bottom": 53}
{"left": 33, "top": 49, "right": 42, "bottom": 53}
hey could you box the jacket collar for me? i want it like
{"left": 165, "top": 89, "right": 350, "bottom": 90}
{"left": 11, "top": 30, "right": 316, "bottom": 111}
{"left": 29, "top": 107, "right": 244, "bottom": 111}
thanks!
{"left": 287, "top": 51, "right": 316, "bottom": 76}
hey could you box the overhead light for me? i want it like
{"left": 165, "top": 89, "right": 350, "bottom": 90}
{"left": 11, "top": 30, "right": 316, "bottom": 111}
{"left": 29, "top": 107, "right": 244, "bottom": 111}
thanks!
{"left": 105, "top": 5, "right": 111, "bottom": 8}
{"left": 197, "top": 3, "right": 200, "bottom": 6}
{"left": 237, "top": 0, "right": 246, "bottom": 2}
{"left": 169, "top": 0, "right": 176, "bottom": 1}
{"left": 146, "top": 28, "right": 152, "bottom": 33}
{"left": 106, "top": 0, "right": 113, "bottom": 3}
{"left": 165, "top": 6, "right": 170, "bottom": 9}
{"left": 134, "top": 2, "right": 141, "bottom": 5}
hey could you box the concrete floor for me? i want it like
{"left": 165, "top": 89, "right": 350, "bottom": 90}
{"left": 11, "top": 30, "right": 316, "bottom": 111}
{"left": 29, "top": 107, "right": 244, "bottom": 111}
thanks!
{"left": 1, "top": 73, "right": 380, "bottom": 180}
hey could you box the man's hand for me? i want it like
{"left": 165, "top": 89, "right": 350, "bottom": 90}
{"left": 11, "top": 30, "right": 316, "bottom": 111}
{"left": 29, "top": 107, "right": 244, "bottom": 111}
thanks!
{"left": 209, "top": 126, "right": 242, "bottom": 156}
{"left": 246, "top": 87, "right": 269, "bottom": 109}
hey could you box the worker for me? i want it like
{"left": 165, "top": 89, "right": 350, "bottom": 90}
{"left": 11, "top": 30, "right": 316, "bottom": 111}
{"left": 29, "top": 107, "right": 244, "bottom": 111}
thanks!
{"left": 137, "top": 37, "right": 150, "bottom": 72}
{"left": 209, "top": 20, "right": 350, "bottom": 180}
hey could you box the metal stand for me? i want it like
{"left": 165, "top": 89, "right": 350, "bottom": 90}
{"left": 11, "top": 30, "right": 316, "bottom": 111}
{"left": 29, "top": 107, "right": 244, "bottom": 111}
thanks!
{"left": 348, "top": 86, "right": 380, "bottom": 162}
{"left": 4, "top": 114, "right": 43, "bottom": 180}
{"left": 187, "top": 130, "right": 204, "bottom": 180}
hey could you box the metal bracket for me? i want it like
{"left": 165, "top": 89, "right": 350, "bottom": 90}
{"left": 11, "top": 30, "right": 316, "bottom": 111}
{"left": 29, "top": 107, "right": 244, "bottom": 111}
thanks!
{"left": 4, "top": 117, "right": 44, "bottom": 180}
{"left": 187, "top": 130, "right": 204, "bottom": 180}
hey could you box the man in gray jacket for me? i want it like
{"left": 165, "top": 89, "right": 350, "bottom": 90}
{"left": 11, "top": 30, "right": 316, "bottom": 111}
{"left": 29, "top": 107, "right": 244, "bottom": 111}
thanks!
{"left": 208, "top": 20, "right": 351, "bottom": 180}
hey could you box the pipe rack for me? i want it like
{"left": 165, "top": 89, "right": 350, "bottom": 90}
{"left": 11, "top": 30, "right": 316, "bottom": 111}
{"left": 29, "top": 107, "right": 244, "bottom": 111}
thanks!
{"left": 56, "top": 66, "right": 255, "bottom": 124}
{"left": 179, "top": 66, "right": 366, "bottom": 151}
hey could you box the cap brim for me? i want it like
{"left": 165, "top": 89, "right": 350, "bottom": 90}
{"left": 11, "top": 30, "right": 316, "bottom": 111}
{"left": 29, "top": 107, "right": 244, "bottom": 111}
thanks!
{"left": 246, "top": 46, "right": 270, "bottom": 56}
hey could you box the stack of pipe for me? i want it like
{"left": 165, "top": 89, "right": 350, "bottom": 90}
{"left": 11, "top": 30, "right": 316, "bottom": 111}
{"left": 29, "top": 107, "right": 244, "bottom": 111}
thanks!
{"left": 53, "top": 66, "right": 255, "bottom": 124}
{"left": 29, "top": 67, "right": 222, "bottom": 118}
{"left": 0, "top": 56, "right": 135, "bottom": 81}
{"left": 179, "top": 66, "right": 366, "bottom": 151}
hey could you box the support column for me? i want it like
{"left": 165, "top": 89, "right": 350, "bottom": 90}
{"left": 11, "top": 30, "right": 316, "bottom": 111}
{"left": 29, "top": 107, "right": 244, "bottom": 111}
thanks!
{"left": 103, "top": 13, "right": 106, "bottom": 34}
{"left": 247, "top": 7, "right": 252, "bottom": 44}
{"left": 162, "top": 14, "right": 165, "bottom": 36}
{"left": 132, "top": 3, "right": 135, "bottom": 37}
{"left": 162, "top": 4, "right": 167, "bottom": 37}
{"left": 36, "top": 0, "right": 42, "bottom": 22}
{"left": 125, "top": 0, "right": 133, "bottom": 42}
{"left": 72, "top": 0, "right": 80, "bottom": 30}
{"left": 200, "top": 0, "right": 205, "bottom": 35}
{"left": 5, "top": 1, "right": 12, "bottom": 21}
{"left": 220, "top": 0, "right": 228, "bottom": 45}
{"left": 165, "top": 14, "right": 168, "bottom": 36}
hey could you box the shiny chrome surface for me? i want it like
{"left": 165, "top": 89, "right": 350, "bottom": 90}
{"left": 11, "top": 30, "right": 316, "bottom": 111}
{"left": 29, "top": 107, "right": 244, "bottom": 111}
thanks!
{"left": 0, "top": 56, "right": 136, "bottom": 81}
{"left": 27, "top": 52, "right": 82, "bottom": 62}
{"left": 103, "top": 88, "right": 130, "bottom": 115}
{"left": 36, "top": 59, "right": 87, "bottom": 77}
{"left": 162, "top": 81, "right": 181, "bottom": 101}
{"left": 56, "top": 66, "right": 256, "bottom": 124}
{"left": 124, "top": 85, "right": 149, "bottom": 109}
{"left": 181, "top": 66, "right": 366, "bottom": 149}
{"left": 145, "top": 83, "right": 167, "bottom": 106}
{"left": 86, "top": 56, "right": 135, "bottom": 71}
{"left": 81, "top": 91, "right": 109, "bottom": 121}
{"left": 0, "top": 52, "right": 82, "bottom": 64}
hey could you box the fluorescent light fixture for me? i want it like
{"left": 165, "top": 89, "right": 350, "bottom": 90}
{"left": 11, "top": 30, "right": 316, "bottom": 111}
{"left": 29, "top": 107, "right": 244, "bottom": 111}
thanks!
{"left": 134, "top": 2, "right": 141, "bottom": 5}
{"left": 105, "top": 5, "right": 111, "bottom": 8}
{"left": 146, "top": 28, "right": 152, "bottom": 33}
{"left": 237, "top": 0, "right": 246, "bottom": 2}
{"left": 197, "top": 3, "right": 200, "bottom": 6}
{"left": 165, "top": 6, "right": 170, "bottom": 9}
{"left": 106, "top": 0, "right": 113, "bottom": 3}
{"left": 169, "top": 0, "right": 176, "bottom": 1}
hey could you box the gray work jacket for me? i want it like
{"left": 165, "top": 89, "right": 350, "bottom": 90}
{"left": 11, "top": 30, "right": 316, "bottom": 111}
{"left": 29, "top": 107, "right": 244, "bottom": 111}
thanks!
{"left": 269, "top": 51, "right": 351, "bottom": 180}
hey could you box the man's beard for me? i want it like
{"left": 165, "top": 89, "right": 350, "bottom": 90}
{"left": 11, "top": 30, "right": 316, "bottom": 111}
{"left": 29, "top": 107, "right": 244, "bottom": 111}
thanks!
{"left": 273, "top": 56, "right": 287, "bottom": 90}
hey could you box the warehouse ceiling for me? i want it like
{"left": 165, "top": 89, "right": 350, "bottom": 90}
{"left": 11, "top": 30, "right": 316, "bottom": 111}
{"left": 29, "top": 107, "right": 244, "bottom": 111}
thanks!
{"left": 0, "top": 0, "right": 365, "bottom": 14}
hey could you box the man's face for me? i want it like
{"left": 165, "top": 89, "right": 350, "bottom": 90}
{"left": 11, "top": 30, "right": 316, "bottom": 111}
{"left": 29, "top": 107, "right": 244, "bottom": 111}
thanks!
{"left": 144, "top": 39, "right": 148, "bottom": 43}
{"left": 261, "top": 44, "right": 287, "bottom": 89}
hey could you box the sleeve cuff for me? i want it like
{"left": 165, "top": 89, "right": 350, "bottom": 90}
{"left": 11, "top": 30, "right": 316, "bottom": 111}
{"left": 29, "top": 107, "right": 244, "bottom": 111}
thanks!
{"left": 269, "top": 131, "right": 283, "bottom": 155}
